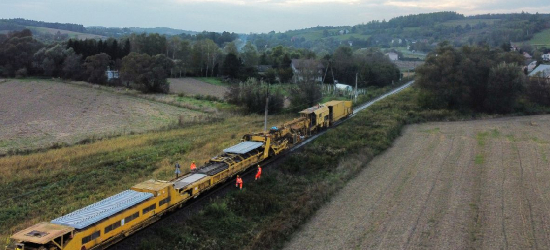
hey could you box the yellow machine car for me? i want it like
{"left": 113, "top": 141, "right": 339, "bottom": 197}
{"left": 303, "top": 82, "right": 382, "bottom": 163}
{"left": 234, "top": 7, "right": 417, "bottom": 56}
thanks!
{"left": 11, "top": 100, "right": 353, "bottom": 250}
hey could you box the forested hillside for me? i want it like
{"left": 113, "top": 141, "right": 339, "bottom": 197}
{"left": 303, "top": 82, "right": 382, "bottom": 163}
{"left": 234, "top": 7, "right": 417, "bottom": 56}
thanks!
{"left": 247, "top": 11, "right": 550, "bottom": 54}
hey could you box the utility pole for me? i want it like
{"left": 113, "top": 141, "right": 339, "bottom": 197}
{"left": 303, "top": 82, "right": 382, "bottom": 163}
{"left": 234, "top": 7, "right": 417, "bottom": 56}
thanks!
{"left": 354, "top": 72, "right": 358, "bottom": 102}
{"left": 264, "top": 83, "right": 269, "bottom": 132}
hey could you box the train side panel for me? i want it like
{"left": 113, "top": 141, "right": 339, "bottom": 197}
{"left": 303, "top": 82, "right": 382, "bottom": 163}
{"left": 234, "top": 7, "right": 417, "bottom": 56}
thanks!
{"left": 325, "top": 100, "right": 353, "bottom": 124}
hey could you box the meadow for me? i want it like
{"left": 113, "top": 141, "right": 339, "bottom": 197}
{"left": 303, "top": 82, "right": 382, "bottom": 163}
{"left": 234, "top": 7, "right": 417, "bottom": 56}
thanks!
{"left": 529, "top": 28, "right": 550, "bottom": 48}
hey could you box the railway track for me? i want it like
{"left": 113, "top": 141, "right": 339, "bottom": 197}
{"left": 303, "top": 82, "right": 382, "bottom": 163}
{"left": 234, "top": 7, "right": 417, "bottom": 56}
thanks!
{"left": 109, "top": 80, "right": 414, "bottom": 250}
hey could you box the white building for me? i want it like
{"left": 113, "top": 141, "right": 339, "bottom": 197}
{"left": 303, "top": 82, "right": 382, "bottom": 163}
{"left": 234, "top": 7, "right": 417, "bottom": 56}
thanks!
{"left": 386, "top": 52, "right": 399, "bottom": 61}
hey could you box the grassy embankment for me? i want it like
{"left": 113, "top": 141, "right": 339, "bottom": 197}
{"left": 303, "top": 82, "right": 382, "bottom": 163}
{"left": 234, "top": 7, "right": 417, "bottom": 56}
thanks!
{"left": 134, "top": 86, "right": 459, "bottom": 249}
{"left": 0, "top": 113, "right": 294, "bottom": 243}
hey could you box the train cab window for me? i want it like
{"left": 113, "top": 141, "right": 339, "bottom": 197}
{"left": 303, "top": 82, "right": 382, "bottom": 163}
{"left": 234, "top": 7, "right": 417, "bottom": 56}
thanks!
{"left": 82, "top": 230, "right": 100, "bottom": 244}
{"left": 143, "top": 204, "right": 156, "bottom": 214}
{"left": 105, "top": 221, "right": 122, "bottom": 234}
{"left": 159, "top": 197, "right": 171, "bottom": 206}
{"left": 125, "top": 212, "right": 139, "bottom": 224}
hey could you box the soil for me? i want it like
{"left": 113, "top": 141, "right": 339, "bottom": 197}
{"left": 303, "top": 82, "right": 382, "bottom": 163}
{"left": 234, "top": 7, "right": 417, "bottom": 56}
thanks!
{"left": 0, "top": 79, "right": 199, "bottom": 154}
{"left": 284, "top": 115, "right": 550, "bottom": 249}
{"left": 168, "top": 78, "right": 228, "bottom": 99}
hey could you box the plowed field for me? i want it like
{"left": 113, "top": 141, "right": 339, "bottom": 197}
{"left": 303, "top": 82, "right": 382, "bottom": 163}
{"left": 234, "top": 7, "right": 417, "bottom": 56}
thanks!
{"left": 285, "top": 115, "right": 550, "bottom": 249}
{"left": 0, "top": 80, "right": 199, "bottom": 154}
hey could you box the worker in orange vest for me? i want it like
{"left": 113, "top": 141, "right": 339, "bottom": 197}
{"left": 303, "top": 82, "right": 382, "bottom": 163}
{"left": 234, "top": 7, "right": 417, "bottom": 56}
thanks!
{"left": 190, "top": 161, "right": 196, "bottom": 172}
{"left": 236, "top": 175, "right": 243, "bottom": 189}
{"left": 255, "top": 165, "right": 262, "bottom": 180}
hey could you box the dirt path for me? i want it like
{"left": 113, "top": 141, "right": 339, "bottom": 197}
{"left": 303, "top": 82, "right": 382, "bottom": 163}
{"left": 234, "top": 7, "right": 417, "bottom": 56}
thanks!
{"left": 284, "top": 115, "right": 550, "bottom": 250}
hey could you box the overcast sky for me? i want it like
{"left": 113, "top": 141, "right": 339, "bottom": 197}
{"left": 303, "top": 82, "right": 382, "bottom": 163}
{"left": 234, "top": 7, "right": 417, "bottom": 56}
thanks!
{"left": 1, "top": 0, "right": 549, "bottom": 33}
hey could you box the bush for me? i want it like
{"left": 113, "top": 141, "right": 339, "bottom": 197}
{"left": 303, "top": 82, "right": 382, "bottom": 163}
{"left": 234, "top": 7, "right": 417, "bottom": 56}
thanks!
{"left": 225, "top": 78, "right": 284, "bottom": 114}
{"left": 15, "top": 67, "right": 27, "bottom": 78}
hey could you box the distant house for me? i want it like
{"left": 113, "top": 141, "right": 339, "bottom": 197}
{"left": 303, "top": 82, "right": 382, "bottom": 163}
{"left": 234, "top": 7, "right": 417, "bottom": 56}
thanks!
{"left": 542, "top": 53, "right": 550, "bottom": 62}
{"left": 105, "top": 69, "right": 119, "bottom": 81}
{"left": 391, "top": 38, "right": 402, "bottom": 44}
{"left": 386, "top": 52, "right": 399, "bottom": 61}
{"left": 523, "top": 52, "right": 533, "bottom": 59}
{"left": 291, "top": 59, "right": 324, "bottom": 83}
{"left": 529, "top": 65, "right": 550, "bottom": 78}
{"left": 338, "top": 29, "right": 349, "bottom": 35}
{"left": 524, "top": 59, "right": 537, "bottom": 73}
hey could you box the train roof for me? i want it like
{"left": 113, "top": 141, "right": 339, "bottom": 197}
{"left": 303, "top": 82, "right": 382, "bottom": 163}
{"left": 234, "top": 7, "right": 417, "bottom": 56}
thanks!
{"left": 11, "top": 222, "right": 74, "bottom": 244}
{"left": 173, "top": 174, "right": 207, "bottom": 190}
{"left": 132, "top": 179, "right": 172, "bottom": 192}
{"left": 223, "top": 141, "right": 263, "bottom": 154}
{"left": 324, "top": 100, "right": 348, "bottom": 106}
{"left": 50, "top": 190, "right": 153, "bottom": 229}
{"left": 299, "top": 103, "right": 332, "bottom": 115}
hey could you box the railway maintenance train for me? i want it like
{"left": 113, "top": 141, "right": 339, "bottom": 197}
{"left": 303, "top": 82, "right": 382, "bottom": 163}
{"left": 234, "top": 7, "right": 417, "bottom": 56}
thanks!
{"left": 11, "top": 100, "right": 352, "bottom": 250}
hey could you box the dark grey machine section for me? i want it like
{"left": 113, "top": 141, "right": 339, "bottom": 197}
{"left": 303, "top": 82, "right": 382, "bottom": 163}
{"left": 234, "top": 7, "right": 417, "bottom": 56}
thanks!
{"left": 197, "top": 162, "right": 229, "bottom": 176}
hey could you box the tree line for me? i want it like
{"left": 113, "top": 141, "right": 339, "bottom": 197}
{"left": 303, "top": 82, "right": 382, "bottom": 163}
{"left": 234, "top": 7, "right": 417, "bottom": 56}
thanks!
{"left": 0, "top": 18, "right": 86, "bottom": 33}
{"left": 0, "top": 28, "right": 401, "bottom": 97}
{"left": 416, "top": 42, "right": 550, "bottom": 114}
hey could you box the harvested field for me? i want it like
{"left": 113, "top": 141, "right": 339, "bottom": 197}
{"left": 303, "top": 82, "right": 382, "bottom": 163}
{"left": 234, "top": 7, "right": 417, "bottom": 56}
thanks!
{"left": 0, "top": 79, "right": 200, "bottom": 154}
{"left": 168, "top": 78, "right": 228, "bottom": 99}
{"left": 285, "top": 115, "right": 550, "bottom": 249}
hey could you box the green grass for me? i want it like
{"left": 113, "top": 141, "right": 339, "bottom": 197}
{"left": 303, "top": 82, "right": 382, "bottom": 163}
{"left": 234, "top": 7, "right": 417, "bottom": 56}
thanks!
{"left": 474, "top": 154, "right": 485, "bottom": 164}
{"left": 529, "top": 28, "right": 550, "bottom": 47}
{"left": 195, "top": 77, "right": 228, "bottom": 87}
{"left": 175, "top": 95, "right": 232, "bottom": 109}
{"left": 476, "top": 132, "right": 490, "bottom": 146}
{"left": 27, "top": 26, "right": 103, "bottom": 39}
{"left": 395, "top": 47, "right": 427, "bottom": 60}
{"left": 286, "top": 29, "right": 370, "bottom": 42}
{"left": 440, "top": 19, "right": 499, "bottom": 27}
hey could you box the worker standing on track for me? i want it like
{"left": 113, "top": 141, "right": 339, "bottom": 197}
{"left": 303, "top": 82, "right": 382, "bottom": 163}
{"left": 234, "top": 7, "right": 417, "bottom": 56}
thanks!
{"left": 175, "top": 162, "right": 181, "bottom": 178}
{"left": 190, "top": 160, "right": 196, "bottom": 172}
{"left": 236, "top": 175, "right": 243, "bottom": 189}
{"left": 255, "top": 165, "right": 262, "bottom": 180}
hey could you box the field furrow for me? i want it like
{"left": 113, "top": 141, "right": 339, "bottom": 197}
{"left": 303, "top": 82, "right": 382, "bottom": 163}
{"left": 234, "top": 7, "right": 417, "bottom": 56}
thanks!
{"left": 285, "top": 115, "right": 550, "bottom": 250}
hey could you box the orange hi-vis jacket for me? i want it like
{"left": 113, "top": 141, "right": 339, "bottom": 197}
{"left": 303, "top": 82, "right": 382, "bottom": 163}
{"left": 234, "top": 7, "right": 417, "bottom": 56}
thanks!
{"left": 236, "top": 177, "right": 243, "bottom": 184}
{"left": 257, "top": 166, "right": 262, "bottom": 175}
{"left": 190, "top": 162, "right": 196, "bottom": 170}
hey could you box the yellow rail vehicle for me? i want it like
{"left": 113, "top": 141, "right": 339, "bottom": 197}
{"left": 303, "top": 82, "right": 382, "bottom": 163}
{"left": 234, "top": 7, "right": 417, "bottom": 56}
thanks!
{"left": 11, "top": 101, "right": 352, "bottom": 250}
